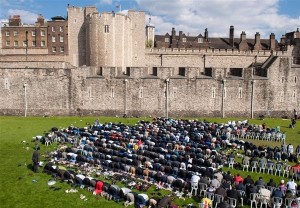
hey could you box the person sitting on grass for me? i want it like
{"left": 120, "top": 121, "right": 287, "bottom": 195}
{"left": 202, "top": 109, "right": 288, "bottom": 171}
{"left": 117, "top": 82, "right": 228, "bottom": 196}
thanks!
{"left": 254, "top": 177, "right": 266, "bottom": 187}
{"left": 233, "top": 173, "right": 243, "bottom": 185}
{"left": 272, "top": 187, "right": 284, "bottom": 198}
{"left": 278, "top": 180, "right": 287, "bottom": 195}
{"left": 266, "top": 178, "right": 276, "bottom": 187}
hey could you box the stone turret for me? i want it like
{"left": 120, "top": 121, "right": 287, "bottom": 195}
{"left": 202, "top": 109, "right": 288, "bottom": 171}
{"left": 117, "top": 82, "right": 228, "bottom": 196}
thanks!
{"left": 145, "top": 17, "right": 155, "bottom": 48}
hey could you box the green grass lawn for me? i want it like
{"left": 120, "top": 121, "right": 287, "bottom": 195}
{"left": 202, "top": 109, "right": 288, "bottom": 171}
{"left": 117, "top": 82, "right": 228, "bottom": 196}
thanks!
{"left": 0, "top": 116, "right": 299, "bottom": 208}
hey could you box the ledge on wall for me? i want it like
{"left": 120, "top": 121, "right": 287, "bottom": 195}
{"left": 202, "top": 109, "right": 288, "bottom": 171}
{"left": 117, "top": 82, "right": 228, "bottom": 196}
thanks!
{"left": 196, "top": 75, "right": 213, "bottom": 79}
{"left": 169, "top": 75, "right": 187, "bottom": 79}
{"left": 225, "top": 76, "right": 244, "bottom": 80}
{"left": 140, "top": 75, "right": 160, "bottom": 79}
{"left": 86, "top": 76, "right": 104, "bottom": 79}
{"left": 252, "top": 75, "right": 269, "bottom": 80}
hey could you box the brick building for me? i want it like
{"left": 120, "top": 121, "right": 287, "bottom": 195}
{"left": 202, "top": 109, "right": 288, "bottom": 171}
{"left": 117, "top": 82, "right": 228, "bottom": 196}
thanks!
{"left": 1, "top": 14, "right": 68, "bottom": 55}
{"left": 1, "top": 15, "right": 48, "bottom": 51}
{"left": 47, "top": 16, "right": 68, "bottom": 54}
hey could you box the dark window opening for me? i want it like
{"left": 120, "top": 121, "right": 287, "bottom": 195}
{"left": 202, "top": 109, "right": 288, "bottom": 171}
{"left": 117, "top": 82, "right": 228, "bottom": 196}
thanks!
{"left": 179, "top": 67, "right": 186, "bottom": 76}
{"left": 229, "top": 68, "right": 243, "bottom": 77}
{"left": 152, "top": 67, "right": 158, "bottom": 76}
{"left": 253, "top": 67, "right": 267, "bottom": 77}
{"left": 97, "top": 67, "right": 103, "bottom": 76}
{"left": 204, "top": 67, "right": 212, "bottom": 76}
{"left": 126, "top": 67, "right": 130, "bottom": 76}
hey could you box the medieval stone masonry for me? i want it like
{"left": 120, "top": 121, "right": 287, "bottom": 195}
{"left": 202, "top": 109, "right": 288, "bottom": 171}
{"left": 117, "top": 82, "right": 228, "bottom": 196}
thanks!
{"left": 0, "top": 5, "right": 299, "bottom": 117}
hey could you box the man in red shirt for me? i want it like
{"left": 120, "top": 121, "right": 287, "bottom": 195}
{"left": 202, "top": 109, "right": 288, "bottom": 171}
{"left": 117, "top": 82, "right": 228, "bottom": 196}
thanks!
{"left": 233, "top": 173, "right": 244, "bottom": 185}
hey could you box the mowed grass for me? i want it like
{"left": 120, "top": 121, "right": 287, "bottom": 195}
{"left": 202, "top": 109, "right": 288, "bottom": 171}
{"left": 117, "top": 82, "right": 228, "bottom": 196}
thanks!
{"left": 0, "top": 116, "right": 299, "bottom": 208}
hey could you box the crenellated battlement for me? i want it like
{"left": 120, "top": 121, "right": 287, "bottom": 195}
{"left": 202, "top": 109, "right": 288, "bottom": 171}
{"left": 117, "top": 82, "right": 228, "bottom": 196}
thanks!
{"left": 146, "top": 48, "right": 290, "bottom": 56}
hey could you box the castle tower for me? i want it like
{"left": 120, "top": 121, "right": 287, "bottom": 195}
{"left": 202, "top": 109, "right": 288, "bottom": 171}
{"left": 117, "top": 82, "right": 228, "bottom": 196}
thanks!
{"left": 86, "top": 10, "right": 145, "bottom": 69}
{"left": 67, "top": 6, "right": 97, "bottom": 67}
{"left": 145, "top": 17, "right": 155, "bottom": 48}
{"left": 67, "top": 6, "right": 86, "bottom": 67}
{"left": 127, "top": 11, "right": 146, "bottom": 67}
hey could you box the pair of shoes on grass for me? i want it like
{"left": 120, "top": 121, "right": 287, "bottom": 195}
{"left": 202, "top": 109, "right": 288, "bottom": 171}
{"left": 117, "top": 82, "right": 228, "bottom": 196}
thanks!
{"left": 80, "top": 194, "right": 87, "bottom": 201}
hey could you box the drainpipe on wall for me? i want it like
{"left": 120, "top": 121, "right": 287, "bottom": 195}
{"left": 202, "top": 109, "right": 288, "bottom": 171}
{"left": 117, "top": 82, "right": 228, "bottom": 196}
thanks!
{"left": 221, "top": 79, "right": 226, "bottom": 118}
{"left": 124, "top": 79, "right": 128, "bottom": 116}
{"left": 165, "top": 78, "right": 170, "bottom": 118}
{"left": 23, "top": 83, "right": 28, "bottom": 117}
{"left": 251, "top": 80, "right": 255, "bottom": 119}
{"left": 25, "top": 31, "right": 28, "bottom": 61}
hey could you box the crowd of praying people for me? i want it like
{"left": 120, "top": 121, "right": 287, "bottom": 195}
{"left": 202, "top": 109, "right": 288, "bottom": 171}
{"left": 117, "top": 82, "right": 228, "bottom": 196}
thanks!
{"left": 37, "top": 117, "right": 300, "bottom": 207}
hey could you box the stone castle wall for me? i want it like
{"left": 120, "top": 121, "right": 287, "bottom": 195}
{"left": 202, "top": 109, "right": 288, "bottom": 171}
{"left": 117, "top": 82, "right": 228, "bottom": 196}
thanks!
{"left": 0, "top": 55, "right": 299, "bottom": 117}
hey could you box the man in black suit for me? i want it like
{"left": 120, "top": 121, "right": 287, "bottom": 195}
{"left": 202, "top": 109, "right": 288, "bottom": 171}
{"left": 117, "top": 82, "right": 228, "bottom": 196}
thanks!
{"left": 32, "top": 150, "right": 40, "bottom": 173}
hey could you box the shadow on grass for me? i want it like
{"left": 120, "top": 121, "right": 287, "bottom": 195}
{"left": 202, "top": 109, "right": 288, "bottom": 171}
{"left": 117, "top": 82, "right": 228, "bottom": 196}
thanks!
{"left": 27, "top": 164, "right": 33, "bottom": 171}
{"left": 49, "top": 187, "right": 62, "bottom": 191}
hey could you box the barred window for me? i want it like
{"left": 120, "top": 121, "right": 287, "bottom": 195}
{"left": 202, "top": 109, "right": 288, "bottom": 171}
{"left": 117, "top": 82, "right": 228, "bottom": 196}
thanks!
{"left": 104, "top": 25, "right": 110, "bottom": 33}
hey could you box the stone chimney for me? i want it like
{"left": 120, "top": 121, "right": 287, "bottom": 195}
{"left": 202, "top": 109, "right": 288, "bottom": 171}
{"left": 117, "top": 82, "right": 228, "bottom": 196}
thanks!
{"left": 9, "top": 15, "right": 21, "bottom": 26}
{"left": 179, "top": 31, "right": 183, "bottom": 39}
{"left": 204, "top": 28, "right": 208, "bottom": 41}
{"left": 239, "top": 31, "right": 248, "bottom": 51}
{"left": 172, "top": 28, "right": 176, "bottom": 39}
{"left": 254, "top": 32, "right": 261, "bottom": 50}
{"left": 178, "top": 31, "right": 184, "bottom": 48}
{"left": 35, "top": 14, "right": 44, "bottom": 26}
{"left": 229, "top": 25, "right": 234, "bottom": 47}
{"left": 280, "top": 35, "right": 286, "bottom": 45}
{"left": 171, "top": 28, "right": 177, "bottom": 47}
{"left": 269, "top": 33, "right": 276, "bottom": 50}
